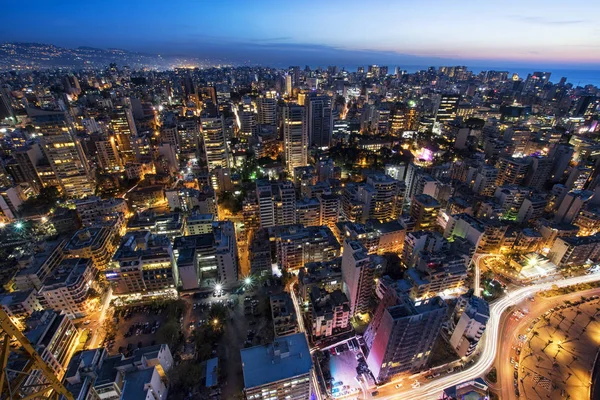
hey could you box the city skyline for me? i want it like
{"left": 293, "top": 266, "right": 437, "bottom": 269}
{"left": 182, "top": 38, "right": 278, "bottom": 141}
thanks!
{"left": 3, "top": 0, "right": 600, "bottom": 69}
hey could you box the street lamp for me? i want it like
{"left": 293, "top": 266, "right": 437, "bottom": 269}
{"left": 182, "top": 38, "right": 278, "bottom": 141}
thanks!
{"left": 212, "top": 319, "right": 219, "bottom": 325}
{"left": 244, "top": 277, "right": 252, "bottom": 286}
{"left": 15, "top": 222, "right": 23, "bottom": 229}
{"left": 215, "top": 284, "right": 222, "bottom": 292}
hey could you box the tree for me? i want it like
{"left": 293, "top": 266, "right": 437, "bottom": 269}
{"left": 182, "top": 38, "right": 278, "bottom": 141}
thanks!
{"left": 157, "top": 320, "right": 181, "bottom": 351}
{"left": 584, "top": 315, "right": 596, "bottom": 330}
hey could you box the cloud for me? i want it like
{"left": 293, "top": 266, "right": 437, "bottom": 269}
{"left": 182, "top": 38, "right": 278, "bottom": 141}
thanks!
{"left": 507, "top": 15, "right": 588, "bottom": 25}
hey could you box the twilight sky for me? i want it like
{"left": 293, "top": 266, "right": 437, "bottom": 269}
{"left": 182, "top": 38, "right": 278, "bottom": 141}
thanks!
{"left": 2, "top": 0, "right": 600, "bottom": 68}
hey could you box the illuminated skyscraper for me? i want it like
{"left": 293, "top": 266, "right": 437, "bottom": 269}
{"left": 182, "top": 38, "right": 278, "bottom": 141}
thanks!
{"left": 109, "top": 105, "right": 137, "bottom": 162}
{"left": 30, "top": 108, "right": 94, "bottom": 198}
{"left": 201, "top": 115, "right": 229, "bottom": 171}
{"left": 436, "top": 94, "right": 460, "bottom": 123}
{"left": 306, "top": 95, "right": 333, "bottom": 148}
{"left": 282, "top": 104, "right": 308, "bottom": 173}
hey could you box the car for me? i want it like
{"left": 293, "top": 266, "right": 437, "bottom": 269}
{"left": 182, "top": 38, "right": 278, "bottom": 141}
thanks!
{"left": 332, "top": 388, "right": 340, "bottom": 394}
{"left": 514, "top": 363, "right": 519, "bottom": 370}
{"left": 514, "top": 371, "right": 518, "bottom": 379}
{"left": 411, "top": 381, "right": 420, "bottom": 388}
{"left": 333, "top": 381, "right": 343, "bottom": 387}
{"left": 83, "top": 320, "right": 91, "bottom": 325}
{"left": 347, "top": 340, "right": 355, "bottom": 351}
{"left": 330, "top": 348, "right": 337, "bottom": 356}
{"left": 395, "top": 383, "right": 403, "bottom": 389}
{"left": 371, "top": 391, "right": 379, "bottom": 396}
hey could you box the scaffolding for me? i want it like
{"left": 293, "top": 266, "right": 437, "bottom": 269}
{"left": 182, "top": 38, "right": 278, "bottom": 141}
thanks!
{"left": 0, "top": 308, "right": 73, "bottom": 400}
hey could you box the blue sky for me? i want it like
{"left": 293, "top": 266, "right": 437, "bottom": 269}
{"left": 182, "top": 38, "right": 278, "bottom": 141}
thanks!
{"left": 2, "top": 0, "right": 600, "bottom": 67}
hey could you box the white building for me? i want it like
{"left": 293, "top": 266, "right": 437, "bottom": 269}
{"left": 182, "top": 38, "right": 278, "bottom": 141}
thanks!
{"left": 448, "top": 295, "right": 490, "bottom": 358}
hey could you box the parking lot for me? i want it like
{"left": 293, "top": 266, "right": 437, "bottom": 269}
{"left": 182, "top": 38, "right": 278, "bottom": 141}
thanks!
{"left": 325, "top": 338, "right": 371, "bottom": 399}
{"left": 109, "top": 304, "right": 175, "bottom": 356}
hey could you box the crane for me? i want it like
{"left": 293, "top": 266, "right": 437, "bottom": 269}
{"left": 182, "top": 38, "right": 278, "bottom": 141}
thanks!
{"left": 0, "top": 308, "right": 73, "bottom": 400}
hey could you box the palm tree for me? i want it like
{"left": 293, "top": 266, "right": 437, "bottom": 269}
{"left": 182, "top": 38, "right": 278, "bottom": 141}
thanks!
{"left": 542, "top": 339, "right": 553, "bottom": 351}
{"left": 583, "top": 315, "right": 596, "bottom": 331}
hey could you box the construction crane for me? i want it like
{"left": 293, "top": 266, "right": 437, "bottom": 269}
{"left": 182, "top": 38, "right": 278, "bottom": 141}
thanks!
{"left": 0, "top": 308, "right": 73, "bottom": 400}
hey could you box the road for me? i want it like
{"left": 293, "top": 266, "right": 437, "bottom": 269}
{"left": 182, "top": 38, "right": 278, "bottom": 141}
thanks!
{"left": 471, "top": 253, "right": 504, "bottom": 297}
{"left": 88, "top": 287, "right": 113, "bottom": 348}
{"left": 496, "top": 287, "right": 600, "bottom": 400}
{"left": 372, "top": 271, "right": 600, "bottom": 400}
{"left": 289, "top": 286, "right": 323, "bottom": 400}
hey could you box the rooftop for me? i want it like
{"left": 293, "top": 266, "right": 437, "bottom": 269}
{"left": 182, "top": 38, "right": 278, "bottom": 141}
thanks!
{"left": 240, "top": 333, "right": 312, "bottom": 389}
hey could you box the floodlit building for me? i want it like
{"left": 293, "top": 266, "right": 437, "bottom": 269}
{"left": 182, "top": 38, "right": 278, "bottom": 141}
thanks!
{"left": 241, "top": 333, "right": 312, "bottom": 400}
{"left": 448, "top": 295, "right": 489, "bottom": 358}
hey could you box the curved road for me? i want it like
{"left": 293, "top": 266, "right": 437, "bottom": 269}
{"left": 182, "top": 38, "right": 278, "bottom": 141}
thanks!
{"left": 375, "top": 271, "right": 600, "bottom": 400}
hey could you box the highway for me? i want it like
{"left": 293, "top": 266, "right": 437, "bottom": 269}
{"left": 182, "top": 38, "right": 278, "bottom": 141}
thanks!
{"left": 373, "top": 271, "right": 600, "bottom": 400}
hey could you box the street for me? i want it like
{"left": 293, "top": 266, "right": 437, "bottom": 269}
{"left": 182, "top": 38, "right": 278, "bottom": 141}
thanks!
{"left": 370, "top": 271, "right": 600, "bottom": 400}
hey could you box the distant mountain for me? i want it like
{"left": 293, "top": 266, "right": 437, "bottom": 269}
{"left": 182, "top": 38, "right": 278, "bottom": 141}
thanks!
{"left": 0, "top": 42, "right": 214, "bottom": 71}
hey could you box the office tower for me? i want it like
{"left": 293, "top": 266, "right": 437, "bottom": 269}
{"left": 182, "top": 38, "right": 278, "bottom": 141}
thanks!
{"left": 410, "top": 194, "right": 441, "bottom": 231}
{"left": 341, "top": 240, "right": 375, "bottom": 316}
{"left": 448, "top": 295, "right": 489, "bottom": 358}
{"left": 307, "top": 95, "right": 333, "bottom": 147}
{"left": 472, "top": 165, "right": 498, "bottom": 196}
{"left": 554, "top": 190, "right": 594, "bottom": 224}
{"left": 436, "top": 94, "right": 460, "bottom": 122}
{"left": 277, "top": 180, "right": 297, "bottom": 226}
{"left": 241, "top": 333, "right": 312, "bottom": 400}
{"left": 201, "top": 115, "right": 229, "bottom": 171}
{"left": 364, "top": 294, "right": 446, "bottom": 382}
{"left": 257, "top": 95, "right": 277, "bottom": 126}
{"left": 404, "top": 163, "right": 424, "bottom": 202}
{"left": 236, "top": 100, "right": 256, "bottom": 137}
{"left": 282, "top": 104, "right": 308, "bottom": 173}
{"left": 30, "top": 108, "right": 94, "bottom": 198}
{"left": 496, "top": 156, "right": 529, "bottom": 186}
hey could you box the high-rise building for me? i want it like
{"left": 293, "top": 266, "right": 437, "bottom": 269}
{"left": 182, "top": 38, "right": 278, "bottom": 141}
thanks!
{"left": 30, "top": 108, "right": 94, "bottom": 198}
{"left": 436, "top": 94, "right": 460, "bottom": 123}
{"left": 554, "top": 190, "right": 594, "bottom": 224}
{"left": 496, "top": 157, "right": 529, "bottom": 186}
{"left": 274, "top": 225, "right": 340, "bottom": 271}
{"left": 257, "top": 95, "right": 277, "bottom": 126}
{"left": 241, "top": 333, "right": 312, "bottom": 400}
{"left": 282, "top": 104, "right": 308, "bottom": 173}
{"left": 109, "top": 105, "right": 137, "bottom": 163}
{"left": 410, "top": 194, "right": 441, "bottom": 231}
{"left": 364, "top": 294, "right": 447, "bottom": 382}
{"left": 201, "top": 115, "right": 229, "bottom": 171}
{"left": 307, "top": 95, "right": 333, "bottom": 148}
{"left": 341, "top": 240, "right": 375, "bottom": 316}
{"left": 277, "top": 180, "right": 297, "bottom": 226}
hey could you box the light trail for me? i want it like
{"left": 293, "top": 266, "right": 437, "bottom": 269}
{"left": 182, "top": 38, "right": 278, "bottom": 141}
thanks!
{"left": 377, "top": 271, "right": 600, "bottom": 400}
{"left": 290, "top": 287, "right": 322, "bottom": 400}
